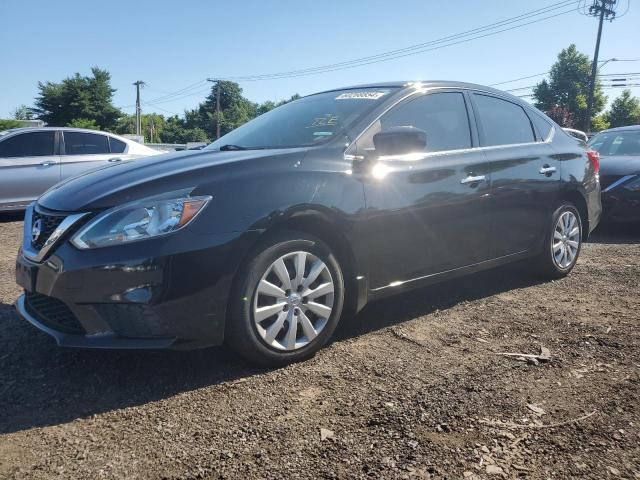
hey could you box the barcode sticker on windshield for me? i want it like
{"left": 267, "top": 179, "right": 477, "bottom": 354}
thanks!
{"left": 336, "top": 91, "right": 388, "bottom": 100}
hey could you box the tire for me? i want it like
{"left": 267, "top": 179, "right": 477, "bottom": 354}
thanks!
{"left": 226, "top": 231, "right": 345, "bottom": 366}
{"left": 533, "top": 202, "right": 583, "bottom": 279}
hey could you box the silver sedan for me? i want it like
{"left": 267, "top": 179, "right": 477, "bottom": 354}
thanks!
{"left": 0, "top": 127, "right": 162, "bottom": 211}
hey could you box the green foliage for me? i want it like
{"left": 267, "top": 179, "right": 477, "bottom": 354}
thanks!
{"left": 0, "top": 119, "right": 23, "bottom": 131}
{"left": 12, "top": 105, "right": 34, "bottom": 120}
{"left": 591, "top": 115, "right": 610, "bottom": 132}
{"left": 32, "top": 67, "right": 122, "bottom": 129}
{"left": 605, "top": 90, "right": 640, "bottom": 128}
{"left": 67, "top": 118, "right": 100, "bottom": 130}
{"left": 533, "top": 44, "right": 606, "bottom": 130}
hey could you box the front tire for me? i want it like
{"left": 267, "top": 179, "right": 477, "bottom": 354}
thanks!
{"left": 533, "top": 202, "right": 583, "bottom": 279}
{"left": 226, "top": 231, "right": 344, "bottom": 366}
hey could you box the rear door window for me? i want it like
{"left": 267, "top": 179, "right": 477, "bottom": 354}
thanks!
{"left": 0, "top": 131, "right": 56, "bottom": 158}
{"left": 108, "top": 137, "right": 127, "bottom": 154}
{"left": 529, "top": 111, "right": 553, "bottom": 141}
{"left": 63, "top": 132, "right": 110, "bottom": 155}
{"left": 473, "top": 94, "right": 535, "bottom": 147}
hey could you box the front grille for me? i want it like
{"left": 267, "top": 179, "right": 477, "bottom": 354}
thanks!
{"left": 600, "top": 175, "right": 624, "bottom": 190}
{"left": 31, "top": 211, "right": 66, "bottom": 250}
{"left": 24, "top": 292, "right": 84, "bottom": 334}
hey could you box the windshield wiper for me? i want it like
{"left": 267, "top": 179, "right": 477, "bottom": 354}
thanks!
{"left": 218, "top": 144, "right": 248, "bottom": 151}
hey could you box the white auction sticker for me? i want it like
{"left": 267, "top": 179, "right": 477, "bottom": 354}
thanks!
{"left": 336, "top": 91, "right": 388, "bottom": 100}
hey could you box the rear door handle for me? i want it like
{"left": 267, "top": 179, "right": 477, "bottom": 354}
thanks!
{"left": 108, "top": 157, "right": 122, "bottom": 163}
{"left": 460, "top": 175, "right": 486, "bottom": 185}
{"left": 40, "top": 161, "right": 57, "bottom": 167}
{"left": 539, "top": 165, "right": 557, "bottom": 175}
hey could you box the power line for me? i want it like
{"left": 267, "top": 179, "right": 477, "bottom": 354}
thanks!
{"left": 136, "top": 0, "right": 581, "bottom": 108}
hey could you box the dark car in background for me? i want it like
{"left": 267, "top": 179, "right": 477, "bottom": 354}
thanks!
{"left": 588, "top": 125, "right": 640, "bottom": 222}
{"left": 15, "top": 81, "right": 601, "bottom": 366}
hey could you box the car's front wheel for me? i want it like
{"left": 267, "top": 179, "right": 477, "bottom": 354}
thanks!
{"left": 534, "top": 202, "right": 583, "bottom": 279}
{"left": 226, "top": 232, "right": 344, "bottom": 366}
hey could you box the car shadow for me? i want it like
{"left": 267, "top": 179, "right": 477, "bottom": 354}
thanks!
{"left": 588, "top": 221, "right": 640, "bottom": 245}
{"left": 0, "top": 262, "right": 544, "bottom": 435}
{"left": 0, "top": 211, "right": 24, "bottom": 223}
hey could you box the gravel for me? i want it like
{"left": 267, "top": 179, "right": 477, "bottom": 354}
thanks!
{"left": 0, "top": 215, "right": 638, "bottom": 479}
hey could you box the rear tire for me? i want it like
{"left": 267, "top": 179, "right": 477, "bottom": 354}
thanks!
{"left": 533, "top": 202, "right": 583, "bottom": 279}
{"left": 226, "top": 231, "right": 344, "bottom": 367}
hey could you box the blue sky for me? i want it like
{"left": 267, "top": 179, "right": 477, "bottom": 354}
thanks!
{"left": 1, "top": 0, "right": 638, "bottom": 119}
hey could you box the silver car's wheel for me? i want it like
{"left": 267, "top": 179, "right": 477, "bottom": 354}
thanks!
{"left": 253, "top": 251, "right": 334, "bottom": 351}
{"left": 552, "top": 210, "right": 581, "bottom": 269}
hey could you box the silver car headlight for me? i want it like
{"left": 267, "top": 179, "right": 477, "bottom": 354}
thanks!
{"left": 71, "top": 195, "right": 211, "bottom": 249}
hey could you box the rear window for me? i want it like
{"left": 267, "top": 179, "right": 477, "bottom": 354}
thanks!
{"left": 0, "top": 131, "right": 55, "bottom": 158}
{"left": 64, "top": 132, "right": 110, "bottom": 155}
{"left": 473, "top": 94, "right": 535, "bottom": 147}
{"left": 109, "top": 137, "right": 127, "bottom": 154}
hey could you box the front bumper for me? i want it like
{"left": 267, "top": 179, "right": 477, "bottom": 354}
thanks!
{"left": 15, "top": 205, "right": 260, "bottom": 349}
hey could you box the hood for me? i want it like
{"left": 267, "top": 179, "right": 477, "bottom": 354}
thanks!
{"left": 38, "top": 147, "right": 307, "bottom": 212}
{"left": 599, "top": 155, "right": 640, "bottom": 176}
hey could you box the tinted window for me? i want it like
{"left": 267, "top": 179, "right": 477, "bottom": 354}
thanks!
{"left": 64, "top": 132, "right": 109, "bottom": 155}
{"left": 0, "top": 131, "right": 55, "bottom": 158}
{"left": 473, "top": 94, "right": 535, "bottom": 146}
{"left": 588, "top": 130, "right": 640, "bottom": 156}
{"left": 109, "top": 137, "right": 127, "bottom": 153}
{"left": 366, "top": 92, "right": 471, "bottom": 153}
{"left": 529, "top": 111, "right": 553, "bottom": 141}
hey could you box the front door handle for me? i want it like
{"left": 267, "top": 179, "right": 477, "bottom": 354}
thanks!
{"left": 539, "top": 165, "right": 557, "bottom": 175}
{"left": 40, "top": 161, "right": 57, "bottom": 167}
{"left": 108, "top": 157, "right": 122, "bottom": 163}
{"left": 460, "top": 175, "right": 486, "bottom": 185}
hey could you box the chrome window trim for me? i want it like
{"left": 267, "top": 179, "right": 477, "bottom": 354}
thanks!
{"left": 344, "top": 85, "right": 554, "bottom": 162}
{"left": 22, "top": 204, "right": 89, "bottom": 263}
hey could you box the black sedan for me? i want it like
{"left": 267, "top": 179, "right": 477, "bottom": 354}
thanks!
{"left": 15, "top": 81, "right": 602, "bottom": 365}
{"left": 588, "top": 125, "right": 640, "bottom": 222}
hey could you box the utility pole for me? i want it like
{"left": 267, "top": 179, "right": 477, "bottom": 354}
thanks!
{"left": 206, "top": 78, "right": 221, "bottom": 139}
{"left": 585, "top": 0, "right": 618, "bottom": 133}
{"left": 133, "top": 80, "right": 145, "bottom": 139}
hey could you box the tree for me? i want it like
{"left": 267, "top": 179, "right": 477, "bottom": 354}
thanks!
{"left": 0, "top": 119, "right": 23, "bottom": 130}
{"left": 606, "top": 90, "right": 640, "bottom": 128}
{"left": 533, "top": 44, "right": 606, "bottom": 130}
{"left": 32, "top": 67, "right": 122, "bottom": 129}
{"left": 67, "top": 118, "right": 99, "bottom": 130}
{"left": 12, "top": 105, "right": 34, "bottom": 120}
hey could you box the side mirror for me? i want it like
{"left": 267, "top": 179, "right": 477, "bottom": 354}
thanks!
{"left": 372, "top": 126, "right": 427, "bottom": 157}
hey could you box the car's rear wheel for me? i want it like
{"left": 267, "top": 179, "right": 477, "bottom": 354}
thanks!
{"left": 534, "top": 202, "right": 583, "bottom": 279}
{"left": 226, "top": 231, "right": 344, "bottom": 366}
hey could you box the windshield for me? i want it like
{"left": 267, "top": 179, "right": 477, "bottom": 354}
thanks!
{"left": 206, "top": 88, "right": 397, "bottom": 150}
{"left": 588, "top": 130, "right": 640, "bottom": 156}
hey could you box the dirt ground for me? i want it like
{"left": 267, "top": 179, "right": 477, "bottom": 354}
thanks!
{"left": 0, "top": 214, "right": 638, "bottom": 480}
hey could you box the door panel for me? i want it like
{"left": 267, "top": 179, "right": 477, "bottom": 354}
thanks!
{"left": 484, "top": 143, "right": 559, "bottom": 256}
{"left": 362, "top": 150, "right": 492, "bottom": 289}
{"left": 470, "top": 93, "right": 560, "bottom": 257}
{"left": 351, "top": 90, "right": 492, "bottom": 290}
{"left": 0, "top": 131, "right": 60, "bottom": 207}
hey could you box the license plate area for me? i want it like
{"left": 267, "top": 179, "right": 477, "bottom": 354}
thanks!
{"left": 16, "top": 255, "right": 38, "bottom": 293}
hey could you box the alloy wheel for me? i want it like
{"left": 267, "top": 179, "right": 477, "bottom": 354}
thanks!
{"left": 253, "top": 251, "right": 334, "bottom": 351}
{"left": 552, "top": 211, "right": 580, "bottom": 269}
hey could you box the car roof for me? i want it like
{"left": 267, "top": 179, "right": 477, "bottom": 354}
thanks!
{"left": 314, "top": 80, "right": 521, "bottom": 99}
{"left": 1, "top": 127, "right": 122, "bottom": 135}
{"left": 597, "top": 125, "right": 640, "bottom": 133}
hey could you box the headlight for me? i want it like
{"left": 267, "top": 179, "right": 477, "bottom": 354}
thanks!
{"left": 71, "top": 195, "right": 211, "bottom": 249}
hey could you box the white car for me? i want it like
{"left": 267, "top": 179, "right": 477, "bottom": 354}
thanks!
{"left": 0, "top": 127, "right": 161, "bottom": 211}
